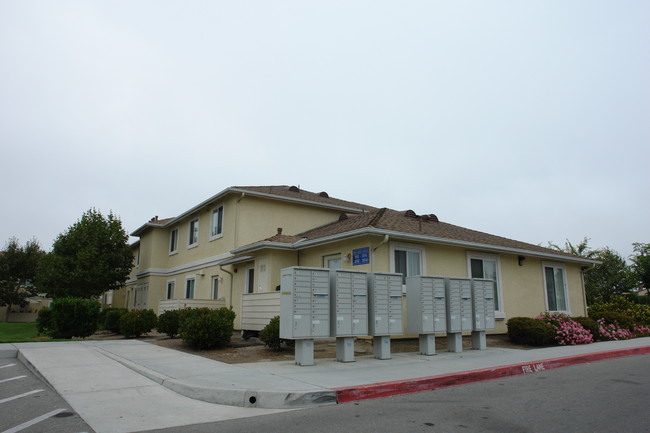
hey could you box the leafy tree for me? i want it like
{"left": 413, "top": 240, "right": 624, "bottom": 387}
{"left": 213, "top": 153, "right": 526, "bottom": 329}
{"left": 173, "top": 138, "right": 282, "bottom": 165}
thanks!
{"left": 631, "top": 242, "right": 650, "bottom": 290}
{"left": 547, "top": 237, "right": 593, "bottom": 257}
{"left": 38, "top": 209, "right": 133, "bottom": 299}
{"left": 584, "top": 248, "right": 637, "bottom": 304}
{"left": 0, "top": 238, "right": 45, "bottom": 308}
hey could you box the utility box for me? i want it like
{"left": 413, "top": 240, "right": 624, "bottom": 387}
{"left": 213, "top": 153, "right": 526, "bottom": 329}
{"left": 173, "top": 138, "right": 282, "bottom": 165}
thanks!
{"left": 445, "top": 277, "right": 473, "bottom": 352}
{"left": 330, "top": 269, "right": 369, "bottom": 337}
{"left": 280, "top": 267, "right": 331, "bottom": 365}
{"left": 406, "top": 276, "right": 447, "bottom": 334}
{"left": 367, "top": 272, "right": 403, "bottom": 360}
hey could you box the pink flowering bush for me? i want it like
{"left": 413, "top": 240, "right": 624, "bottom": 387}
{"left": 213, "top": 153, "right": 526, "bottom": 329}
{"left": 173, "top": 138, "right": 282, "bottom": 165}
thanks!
{"left": 597, "top": 318, "right": 632, "bottom": 340}
{"left": 632, "top": 325, "right": 650, "bottom": 338}
{"left": 536, "top": 312, "right": 594, "bottom": 345}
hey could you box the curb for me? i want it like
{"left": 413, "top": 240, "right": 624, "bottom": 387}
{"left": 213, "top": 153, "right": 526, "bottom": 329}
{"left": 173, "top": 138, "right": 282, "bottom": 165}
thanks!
{"left": 334, "top": 346, "right": 650, "bottom": 403}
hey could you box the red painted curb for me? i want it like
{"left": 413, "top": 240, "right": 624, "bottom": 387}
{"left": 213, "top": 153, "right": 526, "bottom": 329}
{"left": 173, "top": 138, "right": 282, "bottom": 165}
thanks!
{"left": 334, "top": 346, "right": 650, "bottom": 403}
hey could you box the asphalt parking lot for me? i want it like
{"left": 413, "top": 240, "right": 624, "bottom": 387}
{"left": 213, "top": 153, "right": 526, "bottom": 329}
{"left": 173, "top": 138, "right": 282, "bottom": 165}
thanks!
{"left": 0, "top": 359, "right": 92, "bottom": 433}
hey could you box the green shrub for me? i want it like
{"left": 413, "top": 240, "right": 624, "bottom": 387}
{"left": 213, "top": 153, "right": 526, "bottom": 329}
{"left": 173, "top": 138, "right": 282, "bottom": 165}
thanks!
{"left": 36, "top": 307, "right": 54, "bottom": 336}
{"left": 180, "top": 307, "right": 236, "bottom": 350}
{"left": 103, "top": 308, "right": 128, "bottom": 333}
{"left": 572, "top": 316, "right": 600, "bottom": 341}
{"left": 589, "top": 311, "right": 635, "bottom": 330}
{"left": 119, "top": 309, "right": 158, "bottom": 338}
{"left": 46, "top": 297, "right": 101, "bottom": 339}
{"left": 506, "top": 317, "right": 555, "bottom": 346}
{"left": 589, "top": 296, "right": 650, "bottom": 325}
{"left": 157, "top": 310, "right": 180, "bottom": 338}
{"left": 259, "top": 316, "right": 282, "bottom": 350}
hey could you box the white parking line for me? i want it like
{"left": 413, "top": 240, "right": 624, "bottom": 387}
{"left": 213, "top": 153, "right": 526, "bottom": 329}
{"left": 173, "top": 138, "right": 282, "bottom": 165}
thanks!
{"left": 0, "top": 364, "right": 16, "bottom": 369}
{"left": 1, "top": 408, "right": 67, "bottom": 433}
{"left": 0, "top": 389, "right": 43, "bottom": 404}
{"left": 0, "top": 376, "right": 26, "bottom": 384}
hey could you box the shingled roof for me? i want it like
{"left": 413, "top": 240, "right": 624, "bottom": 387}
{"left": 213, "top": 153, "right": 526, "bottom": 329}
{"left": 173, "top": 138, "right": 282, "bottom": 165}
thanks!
{"left": 234, "top": 207, "right": 597, "bottom": 264}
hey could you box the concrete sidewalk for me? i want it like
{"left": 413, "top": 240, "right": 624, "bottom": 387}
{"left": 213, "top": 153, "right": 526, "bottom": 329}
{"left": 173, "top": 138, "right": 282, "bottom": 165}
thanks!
{"left": 0, "top": 338, "right": 650, "bottom": 409}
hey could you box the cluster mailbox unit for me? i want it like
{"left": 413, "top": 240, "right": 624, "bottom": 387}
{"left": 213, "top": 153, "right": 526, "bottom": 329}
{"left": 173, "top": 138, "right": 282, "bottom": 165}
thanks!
{"left": 279, "top": 267, "right": 331, "bottom": 365}
{"left": 470, "top": 278, "right": 496, "bottom": 349}
{"left": 445, "top": 277, "right": 474, "bottom": 352}
{"left": 406, "top": 275, "right": 447, "bottom": 355}
{"left": 367, "top": 272, "right": 404, "bottom": 359}
{"left": 330, "top": 269, "right": 369, "bottom": 362}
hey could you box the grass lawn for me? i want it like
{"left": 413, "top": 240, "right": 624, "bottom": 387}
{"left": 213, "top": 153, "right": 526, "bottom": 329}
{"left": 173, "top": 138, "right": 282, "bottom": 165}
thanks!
{"left": 0, "top": 322, "right": 50, "bottom": 343}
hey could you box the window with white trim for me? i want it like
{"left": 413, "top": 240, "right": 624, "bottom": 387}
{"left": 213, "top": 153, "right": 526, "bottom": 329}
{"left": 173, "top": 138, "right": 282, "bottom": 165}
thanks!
{"left": 211, "top": 276, "right": 220, "bottom": 300}
{"left": 210, "top": 205, "right": 224, "bottom": 240}
{"left": 467, "top": 252, "right": 502, "bottom": 312}
{"left": 185, "top": 277, "right": 195, "bottom": 299}
{"left": 390, "top": 243, "right": 425, "bottom": 284}
{"left": 188, "top": 218, "right": 199, "bottom": 247}
{"left": 543, "top": 262, "right": 569, "bottom": 312}
{"left": 245, "top": 266, "right": 255, "bottom": 294}
{"left": 169, "top": 228, "right": 178, "bottom": 254}
{"left": 166, "top": 280, "right": 175, "bottom": 300}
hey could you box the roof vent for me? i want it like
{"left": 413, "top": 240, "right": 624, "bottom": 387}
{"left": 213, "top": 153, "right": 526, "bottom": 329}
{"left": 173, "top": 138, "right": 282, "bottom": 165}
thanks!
{"left": 318, "top": 191, "right": 329, "bottom": 198}
{"left": 404, "top": 210, "right": 417, "bottom": 218}
{"left": 288, "top": 186, "right": 300, "bottom": 193}
{"left": 277, "top": 227, "right": 283, "bottom": 235}
{"left": 423, "top": 214, "right": 439, "bottom": 222}
{"left": 339, "top": 213, "right": 349, "bottom": 222}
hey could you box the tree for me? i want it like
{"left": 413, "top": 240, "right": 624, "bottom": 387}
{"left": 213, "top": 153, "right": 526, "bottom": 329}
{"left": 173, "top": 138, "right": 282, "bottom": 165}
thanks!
{"left": 631, "top": 242, "right": 650, "bottom": 290}
{"left": 38, "top": 209, "right": 133, "bottom": 299}
{"left": 547, "top": 237, "right": 593, "bottom": 257}
{"left": 584, "top": 248, "right": 637, "bottom": 304}
{"left": 0, "top": 238, "right": 45, "bottom": 307}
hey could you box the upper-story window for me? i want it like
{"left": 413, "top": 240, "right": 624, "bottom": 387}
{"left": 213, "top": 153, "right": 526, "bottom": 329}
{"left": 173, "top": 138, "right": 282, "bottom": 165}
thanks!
{"left": 188, "top": 218, "right": 199, "bottom": 247}
{"left": 169, "top": 228, "right": 178, "bottom": 254}
{"left": 210, "top": 205, "right": 224, "bottom": 240}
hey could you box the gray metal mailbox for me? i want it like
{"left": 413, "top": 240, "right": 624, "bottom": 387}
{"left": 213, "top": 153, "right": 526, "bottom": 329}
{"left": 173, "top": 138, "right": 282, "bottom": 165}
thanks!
{"left": 470, "top": 278, "right": 496, "bottom": 350}
{"left": 445, "top": 277, "right": 473, "bottom": 352}
{"left": 279, "top": 267, "right": 331, "bottom": 365}
{"left": 330, "top": 269, "right": 369, "bottom": 337}
{"left": 367, "top": 272, "right": 403, "bottom": 359}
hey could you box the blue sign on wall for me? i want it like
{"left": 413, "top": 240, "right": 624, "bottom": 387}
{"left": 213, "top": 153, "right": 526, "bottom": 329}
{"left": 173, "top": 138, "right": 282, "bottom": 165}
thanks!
{"left": 352, "top": 247, "right": 370, "bottom": 266}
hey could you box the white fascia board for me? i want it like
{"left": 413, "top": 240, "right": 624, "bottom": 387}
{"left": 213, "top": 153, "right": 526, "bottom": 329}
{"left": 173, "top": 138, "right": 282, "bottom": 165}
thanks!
{"left": 135, "top": 252, "right": 232, "bottom": 278}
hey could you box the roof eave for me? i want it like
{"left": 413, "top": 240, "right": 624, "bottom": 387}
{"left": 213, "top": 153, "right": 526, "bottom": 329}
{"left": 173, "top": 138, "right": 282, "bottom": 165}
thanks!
{"left": 235, "top": 227, "right": 600, "bottom": 265}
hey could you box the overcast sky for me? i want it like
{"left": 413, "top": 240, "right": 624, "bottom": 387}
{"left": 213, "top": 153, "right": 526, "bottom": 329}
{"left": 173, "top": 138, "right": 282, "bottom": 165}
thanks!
{"left": 1, "top": 1, "right": 648, "bottom": 260}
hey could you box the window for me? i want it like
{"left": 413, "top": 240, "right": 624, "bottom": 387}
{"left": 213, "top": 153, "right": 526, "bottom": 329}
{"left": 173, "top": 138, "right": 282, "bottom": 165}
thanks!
{"left": 166, "top": 280, "right": 175, "bottom": 300}
{"left": 468, "top": 253, "right": 502, "bottom": 311}
{"left": 211, "top": 276, "right": 220, "bottom": 300}
{"left": 185, "top": 278, "right": 195, "bottom": 299}
{"left": 188, "top": 218, "right": 199, "bottom": 247}
{"left": 245, "top": 266, "right": 254, "bottom": 294}
{"left": 390, "top": 243, "right": 425, "bottom": 284}
{"left": 543, "top": 263, "right": 568, "bottom": 312}
{"left": 323, "top": 254, "right": 342, "bottom": 269}
{"left": 169, "top": 229, "right": 178, "bottom": 254}
{"left": 210, "top": 205, "right": 224, "bottom": 239}
{"left": 135, "top": 247, "right": 140, "bottom": 266}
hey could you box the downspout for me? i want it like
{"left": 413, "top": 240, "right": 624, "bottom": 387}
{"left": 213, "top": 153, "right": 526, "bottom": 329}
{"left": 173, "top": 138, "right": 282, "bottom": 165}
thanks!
{"left": 220, "top": 265, "right": 235, "bottom": 309}
{"left": 371, "top": 235, "right": 389, "bottom": 272}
